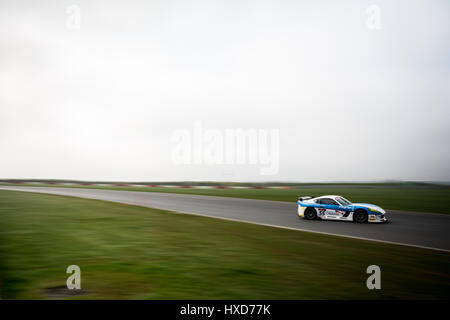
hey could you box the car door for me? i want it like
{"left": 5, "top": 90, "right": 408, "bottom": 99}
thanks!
{"left": 319, "top": 198, "right": 340, "bottom": 218}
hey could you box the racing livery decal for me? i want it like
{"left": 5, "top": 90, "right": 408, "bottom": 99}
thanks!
{"left": 297, "top": 195, "right": 387, "bottom": 223}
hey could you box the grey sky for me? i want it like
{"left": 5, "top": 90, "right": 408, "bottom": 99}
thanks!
{"left": 1, "top": 0, "right": 449, "bottom": 182}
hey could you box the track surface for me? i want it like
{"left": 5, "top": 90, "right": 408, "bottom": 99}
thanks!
{"left": 1, "top": 186, "right": 449, "bottom": 251}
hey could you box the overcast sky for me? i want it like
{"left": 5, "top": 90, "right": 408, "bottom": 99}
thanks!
{"left": 1, "top": 0, "right": 449, "bottom": 182}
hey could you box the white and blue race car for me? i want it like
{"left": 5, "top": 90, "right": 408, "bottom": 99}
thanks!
{"left": 298, "top": 195, "right": 387, "bottom": 223}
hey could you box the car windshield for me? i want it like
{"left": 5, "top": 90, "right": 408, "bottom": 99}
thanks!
{"left": 336, "top": 197, "right": 352, "bottom": 206}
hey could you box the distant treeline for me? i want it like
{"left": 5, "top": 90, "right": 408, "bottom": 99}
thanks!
{"left": 0, "top": 179, "right": 446, "bottom": 187}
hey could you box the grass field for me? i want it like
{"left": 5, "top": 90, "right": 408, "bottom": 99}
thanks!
{"left": 3, "top": 183, "right": 450, "bottom": 214}
{"left": 1, "top": 190, "right": 449, "bottom": 299}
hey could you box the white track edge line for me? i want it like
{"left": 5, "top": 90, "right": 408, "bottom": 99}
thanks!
{"left": 168, "top": 210, "right": 450, "bottom": 253}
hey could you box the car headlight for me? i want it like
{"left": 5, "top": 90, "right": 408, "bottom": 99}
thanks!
{"left": 368, "top": 208, "right": 380, "bottom": 213}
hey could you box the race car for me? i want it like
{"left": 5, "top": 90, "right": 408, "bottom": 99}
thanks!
{"left": 297, "top": 195, "right": 387, "bottom": 223}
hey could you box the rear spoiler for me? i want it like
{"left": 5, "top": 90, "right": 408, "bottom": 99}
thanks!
{"left": 298, "top": 196, "right": 312, "bottom": 201}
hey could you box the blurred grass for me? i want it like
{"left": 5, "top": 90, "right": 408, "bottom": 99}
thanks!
{"left": 3, "top": 183, "right": 450, "bottom": 214}
{"left": 1, "top": 190, "right": 449, "bottom": 299}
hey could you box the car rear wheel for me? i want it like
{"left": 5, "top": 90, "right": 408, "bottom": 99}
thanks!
{"left": 304, "top": 207, "right": 317, "bottom": 220}
{"left": 353, "top": 210, "right": 368, "bottom": 223}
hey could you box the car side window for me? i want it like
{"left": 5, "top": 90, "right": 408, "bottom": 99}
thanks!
{"left": 320, "top": 198, "right": 338, "bottom": 206}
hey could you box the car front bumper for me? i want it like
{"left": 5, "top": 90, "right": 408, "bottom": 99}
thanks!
{"left": 368, "top": 213, "right": 388, "bottom": 223}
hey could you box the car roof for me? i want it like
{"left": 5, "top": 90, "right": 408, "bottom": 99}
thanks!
{"left": 314, "top": 195, "right": 341, "bottom": 199}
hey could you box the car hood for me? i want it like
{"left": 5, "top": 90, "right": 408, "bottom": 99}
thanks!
{"left": 353, "top": 203, "right": 385, "bottom": 214}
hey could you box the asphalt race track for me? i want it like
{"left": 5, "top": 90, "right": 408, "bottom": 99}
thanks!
{"left": 1, "top": 186, "right": 449, "bottom": 252}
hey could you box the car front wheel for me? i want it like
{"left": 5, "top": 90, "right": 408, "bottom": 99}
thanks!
{"left": 353, "top": 210, "right": 368, "bottom": 223}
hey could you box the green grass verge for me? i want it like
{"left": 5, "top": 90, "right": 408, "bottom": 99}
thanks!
{"left": 0, "top": 190, "right": 449, "bottom": 299}
{"left": 3, "top": 183, "right": 450, "bottom": 214}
